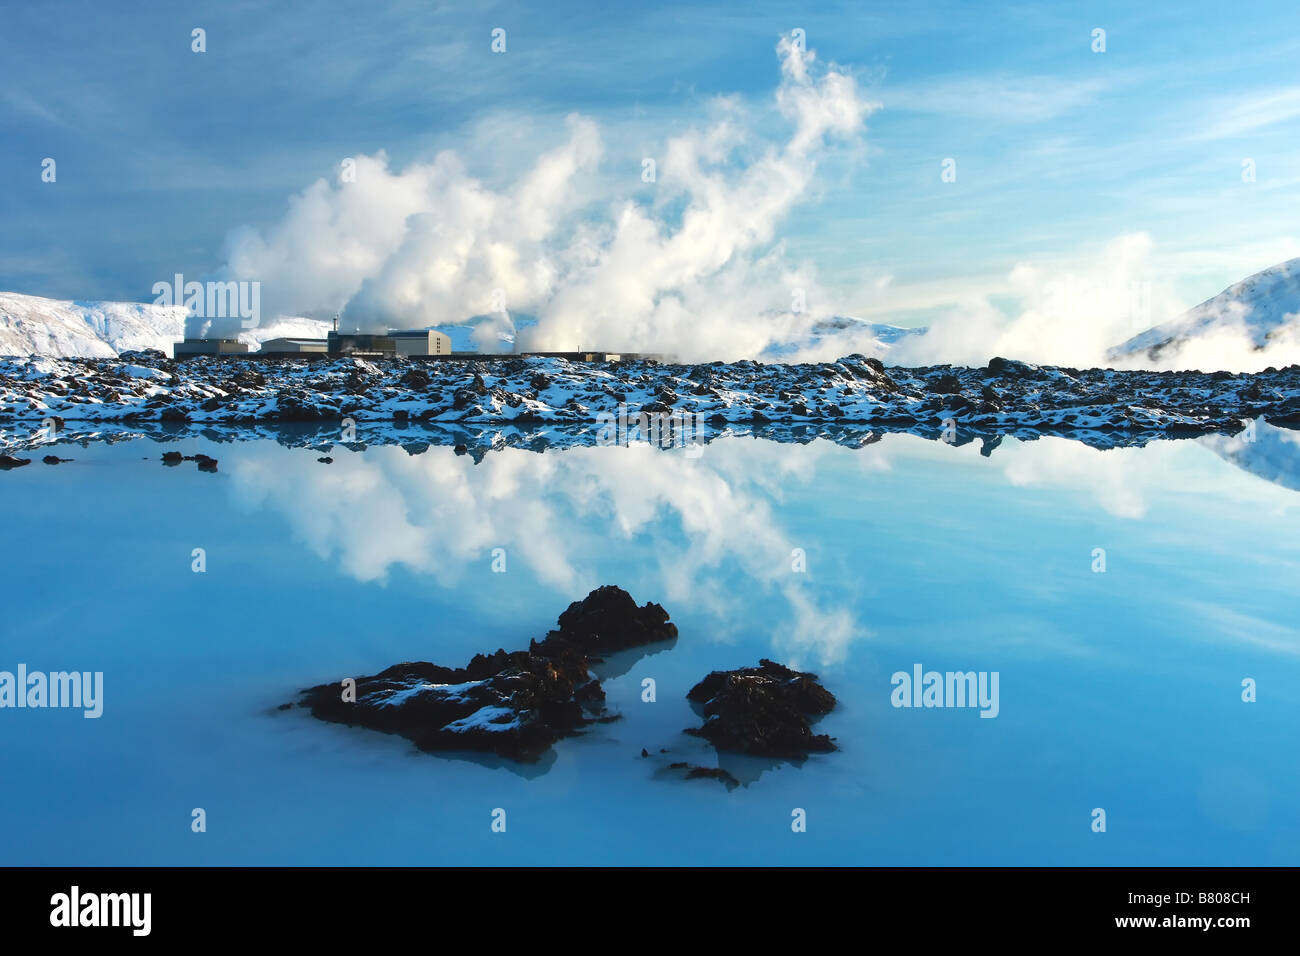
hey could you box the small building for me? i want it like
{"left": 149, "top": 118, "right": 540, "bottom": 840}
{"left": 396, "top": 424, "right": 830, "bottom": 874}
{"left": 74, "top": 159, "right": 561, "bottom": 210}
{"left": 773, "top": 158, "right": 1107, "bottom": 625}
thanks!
{"left": 390, "top": 329, "right": 452, "bottom": 357}
{"left": 260, "top": 337, "right": 328, "bottom": 356}
{"left": 327, "top": 330, "right": 452, "bottom": 358}
{"left": 174, "top": 338, "right": 250, "bottom": 357}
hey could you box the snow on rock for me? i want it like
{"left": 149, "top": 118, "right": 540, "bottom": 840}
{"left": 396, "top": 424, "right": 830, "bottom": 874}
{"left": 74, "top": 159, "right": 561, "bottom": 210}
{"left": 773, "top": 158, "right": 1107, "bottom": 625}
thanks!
{"left": 2, "top": 350, "right": 1298, "bottom": 455}
{"left": 120, "top": 364, "right": 172, "bottom": 381}
{"left": 294, "top": 585, "right": 678, "bottom": 762}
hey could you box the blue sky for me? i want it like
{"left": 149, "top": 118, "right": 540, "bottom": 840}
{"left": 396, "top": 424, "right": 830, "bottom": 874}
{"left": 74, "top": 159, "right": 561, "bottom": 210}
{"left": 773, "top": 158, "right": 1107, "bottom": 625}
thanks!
{"left": 4, "top": 0, "right": 1300, "bottom": 330}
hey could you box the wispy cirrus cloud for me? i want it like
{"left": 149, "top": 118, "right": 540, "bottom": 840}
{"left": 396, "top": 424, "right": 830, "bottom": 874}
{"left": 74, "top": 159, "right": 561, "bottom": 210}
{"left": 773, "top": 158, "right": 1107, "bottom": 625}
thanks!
{"left": 882, "top": 73, "right": 1116, "bottom": 123}
{"left": 1196, "top": 86, "right": 1300, "bottom": 140}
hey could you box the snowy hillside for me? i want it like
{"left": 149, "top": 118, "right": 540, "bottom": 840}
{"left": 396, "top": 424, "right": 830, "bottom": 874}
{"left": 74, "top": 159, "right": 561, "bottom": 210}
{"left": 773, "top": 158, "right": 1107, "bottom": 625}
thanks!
{"left": 0, "top": 290, "right": 342, "bottom": 357}
{"left": 1111, "top": 257, "right": 1300, "bottom": 365}
{"left": 815, "top": 316, "right": 926, "bottom": 347}
{"left": 0, "top": 292, "right": 188, "bottom": 358}
{"left": 761, "top": 316, "right": 926, "bottom": 362}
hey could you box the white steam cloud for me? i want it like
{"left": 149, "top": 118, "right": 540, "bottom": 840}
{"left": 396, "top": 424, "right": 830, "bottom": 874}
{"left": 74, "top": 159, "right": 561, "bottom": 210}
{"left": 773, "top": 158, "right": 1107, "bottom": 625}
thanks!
{"left": 891, "top": 234, "right": 1300, "bottom": 373}
{"left": 219, "top": 39, "right": 1300, "bottom": 373}
{"left": 220, "top": 38, "right": 874, "bottom": 361}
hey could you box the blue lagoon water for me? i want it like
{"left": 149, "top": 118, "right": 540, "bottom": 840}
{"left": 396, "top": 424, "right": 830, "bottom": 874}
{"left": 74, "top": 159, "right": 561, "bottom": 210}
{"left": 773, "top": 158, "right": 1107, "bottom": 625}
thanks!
{"left": 1, "top": 428, "right": 1297, "bottom": 865}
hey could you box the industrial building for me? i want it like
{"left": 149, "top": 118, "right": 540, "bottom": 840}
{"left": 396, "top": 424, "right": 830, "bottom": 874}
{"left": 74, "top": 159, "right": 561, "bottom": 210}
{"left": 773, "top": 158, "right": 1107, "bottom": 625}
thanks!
{"left": 391, "top": 330, "right": 452, "bottom": 356}
{"left": 174, "top": 339, "right": 251, "bottom": 357}
{"left": 173, "top": 331, "right": 656, "bottom": 363}
{"left": 260, "top": 337, "right": 329, "bottom": 356}
{"left": 325, "top": 330, "right": 452, "bottom": 358}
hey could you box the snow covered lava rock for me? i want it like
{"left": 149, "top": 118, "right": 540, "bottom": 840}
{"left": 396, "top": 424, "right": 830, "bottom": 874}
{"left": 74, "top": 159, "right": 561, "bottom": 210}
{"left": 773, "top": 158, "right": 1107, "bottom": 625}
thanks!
{"left": 295, "top": 586, "right": 677, "bottom": 762}
{"left": 685, "top": 659, "right": 837, "bottom": 758}
{"left": 6, "top": 348, "right": 1300, "bottom": 457}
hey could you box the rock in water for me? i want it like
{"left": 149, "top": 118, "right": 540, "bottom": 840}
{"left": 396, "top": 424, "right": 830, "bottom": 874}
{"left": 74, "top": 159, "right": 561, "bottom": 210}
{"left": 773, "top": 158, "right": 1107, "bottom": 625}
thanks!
{"left": 685, "top": 658, "right": 837, "bottom": 758}
{"left": 540, "top": 584, "right": 677, "bottom": 655}
{"left": 296, "top": 586, "right": 677, "bottom": 762}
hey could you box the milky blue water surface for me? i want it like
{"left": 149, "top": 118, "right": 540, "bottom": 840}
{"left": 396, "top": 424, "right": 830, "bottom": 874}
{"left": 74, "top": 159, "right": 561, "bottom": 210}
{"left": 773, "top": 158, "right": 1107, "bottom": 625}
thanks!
{"left": 1, "top": 427, "right": 1297, "bottom": 864}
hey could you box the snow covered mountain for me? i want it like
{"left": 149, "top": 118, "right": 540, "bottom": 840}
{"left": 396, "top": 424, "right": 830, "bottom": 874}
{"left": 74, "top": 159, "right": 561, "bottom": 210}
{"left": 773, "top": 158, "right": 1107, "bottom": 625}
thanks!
{"left": 0, "top": 291, "right": 188, "bottom": 358}
{"left": 1111, "top": 257, "right": 1300, "bottom": 366}
{"left": 760, "top": 315, "right": 926, "bottom": 361}
{"left": 0, "top": 291, "right": 346, "bottom": 358}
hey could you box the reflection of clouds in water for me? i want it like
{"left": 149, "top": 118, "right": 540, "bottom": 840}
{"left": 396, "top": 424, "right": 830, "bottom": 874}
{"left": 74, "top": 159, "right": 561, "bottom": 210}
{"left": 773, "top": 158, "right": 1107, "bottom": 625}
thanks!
{"left": 223, "top": 431, "right": 1300, "bottom": 664}
{"left": 229, "top": 445, "right": 582, "bottom": 590}
{"left": 949, "top": 430, "right": 1300, "bottom": 519}
{"left": 999, "top": 438, "right": 1153, "bottom": 519}
{"left": 226, "top": 439, "right": 863, "bottom": 663}
{"left": 782, "top": 590, "right": 861, "bottom": 669}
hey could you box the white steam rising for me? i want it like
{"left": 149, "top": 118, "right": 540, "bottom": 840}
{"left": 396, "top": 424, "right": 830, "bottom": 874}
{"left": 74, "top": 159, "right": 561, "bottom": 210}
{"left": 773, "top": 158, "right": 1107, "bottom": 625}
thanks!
{"left": 890, "top": 235, "right": 1300, "bottom": 373}
{"left": 220, "top": 38, "right": 1300, "bottom": 373}
{"left": 220, "top": 38, "right": 874, "bottom": 361}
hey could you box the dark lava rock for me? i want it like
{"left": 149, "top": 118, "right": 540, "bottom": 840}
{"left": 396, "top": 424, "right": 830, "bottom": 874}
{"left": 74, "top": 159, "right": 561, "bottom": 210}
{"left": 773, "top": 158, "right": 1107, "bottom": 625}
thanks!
{"left": 0, "top": 455, "right": 32, "bottom": 470}
{"left": 295, "top": 586, "right": 676, "bottom": 762}
{"left": 538, "top": 584, "right": 677, "bottom": 656}
{"left": 931, "top": 373, "right": 962, "bottom": 394}
{"left": 317, "top": 456, "right": 333, "bottom": 464}
{"left": 194, "top": 454, "right": 218, "bottom": 472}
{"left": 984, "top": 356, "right": 1036, "bottom": 378}
{"left": 41, "top": 455, "right": 71, "bottom": 464}
{"left": 400, "top": 368, "right": 430, "bottom": 390}
{"left": 161, "top": 451, "right": 184, "bottom": 465}
{"left": 685, "top": 658, "right": 837, "bottom": 758}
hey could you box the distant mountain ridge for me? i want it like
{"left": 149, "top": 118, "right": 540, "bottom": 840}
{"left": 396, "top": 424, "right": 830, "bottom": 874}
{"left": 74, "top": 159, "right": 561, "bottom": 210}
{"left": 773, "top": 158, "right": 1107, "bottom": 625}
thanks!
{"left": 1111, "top": 257, "right": 1300, "bottom": 363}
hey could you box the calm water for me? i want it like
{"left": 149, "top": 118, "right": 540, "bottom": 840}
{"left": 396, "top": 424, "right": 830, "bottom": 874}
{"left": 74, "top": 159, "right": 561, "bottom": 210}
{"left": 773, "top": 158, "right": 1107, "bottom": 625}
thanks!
{"left": 1, "top": 426, "right": 1297, "bottom": 865}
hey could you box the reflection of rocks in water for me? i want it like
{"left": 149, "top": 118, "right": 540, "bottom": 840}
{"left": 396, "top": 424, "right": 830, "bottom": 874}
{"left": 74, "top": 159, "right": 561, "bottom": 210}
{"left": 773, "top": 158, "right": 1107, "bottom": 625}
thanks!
{"left": 716, "top": 751, "right": 797, "bottom": 787}
{"left": 159, "top": 451, "right": 218, "bottom": 471}
{"left": 666, "top": 762, "right": 740, "bottom": 791}
{"left": 423, "top": 746, "right": 558, "bottom": 781}
{"left": 645, "top": 742, "right": 791, "bottom": 789}
{"left": 684, "top": 658, "right": 837, "bottom": 759}
{"left": 587, "top": 636, "right": 678, "bottom": 682}
{"left": 294, "top": 586, "right": 677, "bottom": 764}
